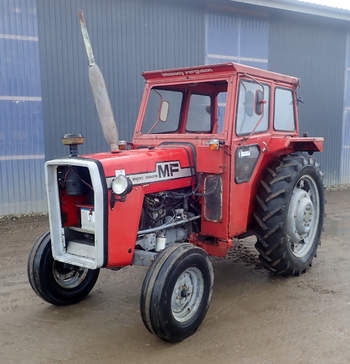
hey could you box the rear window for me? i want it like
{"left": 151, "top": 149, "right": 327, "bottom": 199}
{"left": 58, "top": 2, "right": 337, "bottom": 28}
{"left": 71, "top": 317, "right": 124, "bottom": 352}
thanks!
{"left": 186, "top": 94, "right": 212, "bottom": 132}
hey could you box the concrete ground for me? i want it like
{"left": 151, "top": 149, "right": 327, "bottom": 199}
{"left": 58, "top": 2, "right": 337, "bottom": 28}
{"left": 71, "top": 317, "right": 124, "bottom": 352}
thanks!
{"left": 0, "top": 190, "right": 350, "bottom": 364}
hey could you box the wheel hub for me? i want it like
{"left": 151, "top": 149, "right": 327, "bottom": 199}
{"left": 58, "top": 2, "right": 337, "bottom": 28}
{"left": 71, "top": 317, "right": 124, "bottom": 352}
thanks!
{"left": 287, "top": 175, "right": 320, "bottom": 258}
{"left": 288, "top": 188, "right": 314, "bottom": 242}
{"left": 294, "top": 192, "right": 314, "bottom": 236}
{"left": 52, "top": 261, "right": 88, "bottom": 289}
{"left": 174, "top": 277, "right": 193, "bottom": 308}
{"left": 181, "top": 288, "right": 190, "bottom": 298}
{"left": 171, "top": 267, "right": 204, "bottom": 323}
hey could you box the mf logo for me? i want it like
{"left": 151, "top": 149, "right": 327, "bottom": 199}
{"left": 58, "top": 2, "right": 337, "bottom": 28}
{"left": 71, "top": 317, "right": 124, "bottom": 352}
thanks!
{"left": 157, "top": 161, "right": 180, "bottom": 178}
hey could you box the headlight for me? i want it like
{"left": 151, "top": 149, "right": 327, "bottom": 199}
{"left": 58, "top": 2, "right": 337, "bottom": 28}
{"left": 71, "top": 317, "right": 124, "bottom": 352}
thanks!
{"left": 111, "top": 175, "right": 132, "bottom": 195}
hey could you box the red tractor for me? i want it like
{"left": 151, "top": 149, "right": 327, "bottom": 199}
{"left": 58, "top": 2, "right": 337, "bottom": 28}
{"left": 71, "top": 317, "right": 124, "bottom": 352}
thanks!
{"left": 27, "top": 12, "right": 324, "bottom": 342}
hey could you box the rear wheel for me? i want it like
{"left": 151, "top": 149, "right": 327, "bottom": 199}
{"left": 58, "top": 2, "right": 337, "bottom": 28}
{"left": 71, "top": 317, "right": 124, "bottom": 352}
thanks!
{"left": 140, "top": 243, "right": 214, "bottom": 342}
{"left": 253, "top": 153, "right": 324, "bottom": 276}
{"left": 27, "top": 232, "right": 100, "bottom": 305}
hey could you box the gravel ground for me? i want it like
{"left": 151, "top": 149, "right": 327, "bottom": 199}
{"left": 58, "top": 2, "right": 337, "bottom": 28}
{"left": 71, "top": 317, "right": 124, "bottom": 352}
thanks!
{"left": 0, "top": 190, "right": 350, "bottom": 364}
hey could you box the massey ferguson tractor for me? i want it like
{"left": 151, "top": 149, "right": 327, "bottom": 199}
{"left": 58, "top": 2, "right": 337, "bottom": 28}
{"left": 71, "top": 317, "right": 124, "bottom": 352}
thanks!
{"left": 27, "top": 12, "right": 324, "bottom": 342}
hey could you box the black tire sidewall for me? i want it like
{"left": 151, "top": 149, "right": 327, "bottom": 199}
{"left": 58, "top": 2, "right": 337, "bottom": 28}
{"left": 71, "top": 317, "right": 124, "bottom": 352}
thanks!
{"left": 29, "top": 232, "right": 99, "bottom": 305}
{"left": 150, "top": 248, "right": 213, "bottom": 342}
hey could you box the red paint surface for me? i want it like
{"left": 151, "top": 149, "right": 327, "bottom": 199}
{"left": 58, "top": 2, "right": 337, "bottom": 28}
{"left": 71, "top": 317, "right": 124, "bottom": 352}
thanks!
{"left": 107, "top": 187, "right": 145, "bottom": 267}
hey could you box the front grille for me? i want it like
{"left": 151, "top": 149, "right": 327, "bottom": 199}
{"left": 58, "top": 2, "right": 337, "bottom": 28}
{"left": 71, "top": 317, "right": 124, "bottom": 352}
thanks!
{"left": 45, "top": 158, "right": 105, "bottom": 269}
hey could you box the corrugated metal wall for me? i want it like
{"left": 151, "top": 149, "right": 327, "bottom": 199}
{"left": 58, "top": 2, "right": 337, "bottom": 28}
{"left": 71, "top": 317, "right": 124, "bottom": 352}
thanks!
{"left": 268, "top": 17, "right": 346, "bottom": 186}
{"left": 36, "top": 0, "right": 205, "bottom": 160}
{"left": 341, "top": 33, "right": 350, "bottom": 184}
{"left": 206, "top": 12, "right": 269, "bottom": 69}
{"left": 0, "top": 0, "right": 45, "bottom": 216}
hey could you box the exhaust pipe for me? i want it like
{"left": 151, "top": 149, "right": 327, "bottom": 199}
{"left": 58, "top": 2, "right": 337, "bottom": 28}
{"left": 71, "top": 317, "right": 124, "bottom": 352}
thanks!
{"left": 78, "top": 10, "right": 119, "bottom": 152}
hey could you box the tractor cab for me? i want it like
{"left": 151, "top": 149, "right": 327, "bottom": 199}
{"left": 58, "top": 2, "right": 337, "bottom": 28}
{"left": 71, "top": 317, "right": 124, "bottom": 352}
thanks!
{"left": 133, "top": 63, "right": 323, "bottom": 242}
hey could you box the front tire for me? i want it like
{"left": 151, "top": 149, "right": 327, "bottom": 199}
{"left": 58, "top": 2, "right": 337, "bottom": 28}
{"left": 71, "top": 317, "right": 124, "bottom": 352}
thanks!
{"left": 253, "top": 153, "right": 324, "bottom": 276}
{"left": 140, "top": 243, "right": 214, "bottom": 342}
{"left": 27, "top": 232, "right": 100, "bottom": 305}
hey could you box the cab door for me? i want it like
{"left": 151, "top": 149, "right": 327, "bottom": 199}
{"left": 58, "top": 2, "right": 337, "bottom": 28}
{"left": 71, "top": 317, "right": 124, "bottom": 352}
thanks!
{"left": 229, "top": 77, "right": 272, "bottom": 237}
{"left": 188, "top": 78, "right": 234, "bottom": 241}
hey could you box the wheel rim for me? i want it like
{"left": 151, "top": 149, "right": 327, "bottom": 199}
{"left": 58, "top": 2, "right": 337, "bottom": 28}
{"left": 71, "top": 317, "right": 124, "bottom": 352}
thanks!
{"left": 52, "top": 261, "right": 88, "bottom": 289}
{"left": 171, "top": 267, "right": 204, "bottom": 323}
{"left": 287, "top": 174, "right": 320, "bottom": 258}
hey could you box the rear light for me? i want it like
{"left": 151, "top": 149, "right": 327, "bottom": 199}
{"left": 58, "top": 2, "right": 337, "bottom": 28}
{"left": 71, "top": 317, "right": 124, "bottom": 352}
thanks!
{"left": 235, "top": 145, "right": 260, "bottom": 183}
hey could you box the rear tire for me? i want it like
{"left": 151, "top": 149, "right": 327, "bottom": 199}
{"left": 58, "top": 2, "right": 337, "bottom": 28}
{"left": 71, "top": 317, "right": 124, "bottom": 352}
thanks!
{"left": 27, "top": 232, "right": 100, "bottom": 305}
{"left": 140, "top": 243, "right": 214, "bottom": 342}
{"left": 253, "top": 153, "right": 324, "bottom": 276}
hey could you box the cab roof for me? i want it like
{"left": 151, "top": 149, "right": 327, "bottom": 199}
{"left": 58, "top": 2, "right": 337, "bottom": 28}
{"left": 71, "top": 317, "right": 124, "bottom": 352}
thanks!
{"left": 143, "top": 62, "right": 299, "bottom": 86}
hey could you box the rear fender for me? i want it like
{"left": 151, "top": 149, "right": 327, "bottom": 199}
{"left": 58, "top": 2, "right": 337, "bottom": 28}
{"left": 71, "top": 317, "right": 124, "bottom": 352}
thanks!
{"left": 268, "top": 136, "right": 324, "bottom": 153}
{"left": 288, "top": 137, "right": 324, "bottom": 152}
{"left": 234, "top": 136, "right": 323, "bottom": 237}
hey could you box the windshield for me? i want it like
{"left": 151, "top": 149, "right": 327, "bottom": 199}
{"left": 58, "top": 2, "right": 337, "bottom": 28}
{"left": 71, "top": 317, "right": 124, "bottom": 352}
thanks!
{"left": 141, "top": 81, "right": 228, "bottom": 135}
{"left": 141, "top": 89, "right": 183, "bottom": 134}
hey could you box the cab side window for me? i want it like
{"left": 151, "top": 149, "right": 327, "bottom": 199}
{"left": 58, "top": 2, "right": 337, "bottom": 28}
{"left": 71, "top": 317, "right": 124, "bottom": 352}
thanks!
{"left": 274, "top": 88, "right": 295, "bottom": 131}
{"left": 236, "top": 80, "right": 270, "bottom": 136}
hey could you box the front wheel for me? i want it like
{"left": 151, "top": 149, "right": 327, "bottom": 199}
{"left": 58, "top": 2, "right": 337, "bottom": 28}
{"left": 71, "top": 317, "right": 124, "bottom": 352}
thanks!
{"left": 140, "top": 243, "right": 214, "bottom": 342}
{"left": 27, "top": 232, "right": 100, "bottom": 305}
{"left": 254, "top": 153, "right": 324, "bottom": 276}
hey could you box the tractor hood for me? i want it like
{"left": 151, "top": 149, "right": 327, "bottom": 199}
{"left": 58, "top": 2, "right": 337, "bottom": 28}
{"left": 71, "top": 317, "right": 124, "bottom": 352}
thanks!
{"left": 45, "top": 144, "right": 195, "bottom": 268}
{"left": 85, "top": 145, "right": 195, "bottom": 192}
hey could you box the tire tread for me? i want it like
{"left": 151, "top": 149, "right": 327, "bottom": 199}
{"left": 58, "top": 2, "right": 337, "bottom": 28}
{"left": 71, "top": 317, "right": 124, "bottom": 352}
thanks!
{"left": 253, "top": 153, "right": 324, "bottom": 276}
